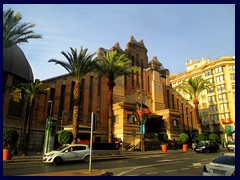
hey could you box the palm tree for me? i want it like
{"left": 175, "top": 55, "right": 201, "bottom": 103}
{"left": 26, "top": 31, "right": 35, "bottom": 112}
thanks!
{"left": 95, "top": 50, "right": 139, "bottom": 143}
{"left": 14, "top": 79, "right": 49, "bottom": 154}
{"left": 3, "top": 8, "right": 42, "bottom": 48}
{"left": 48, "top": 47, "right": 96, "bottom": 144}
{"left": 176, "top": 76, "right": 213, "bottom": 134}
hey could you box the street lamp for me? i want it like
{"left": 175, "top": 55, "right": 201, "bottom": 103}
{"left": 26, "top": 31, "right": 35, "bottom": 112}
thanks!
{"left": 138, "top": 68, "right": 151, "bottom": 153}
{"left": 44, "top": 100, "right": 53, "bottom": 154}
{"left": 48, "top": 100, "right": 53, "bottom": 117}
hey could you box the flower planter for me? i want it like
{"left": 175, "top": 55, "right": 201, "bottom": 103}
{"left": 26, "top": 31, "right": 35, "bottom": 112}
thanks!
{"left": 3, "top": 149, "right": 11, "bottom": 160}
{"left": 161, "top": 145, "right": 168, "bottom": 153}
{"left": 182, "top": 144, "right": 188, "bottom": 152}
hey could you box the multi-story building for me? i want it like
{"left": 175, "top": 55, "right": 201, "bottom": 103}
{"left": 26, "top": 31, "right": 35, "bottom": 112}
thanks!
{"left": 4, "top": 36, "right": 198, "bottom": 153}
{"left": 170, "top": 56, "right": 235, "bottom": 143}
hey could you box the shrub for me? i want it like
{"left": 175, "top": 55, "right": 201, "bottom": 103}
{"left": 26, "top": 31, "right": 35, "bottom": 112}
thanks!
{"left": 209, "top": 133, "right": 218, "bottom": 141}
{"left": 58, "top": 130, "right": 73, "bottom": 145}
{"left": 158, "top": 132, "right": 168, "bottom": 142}
{"left": 196, "top": 134, "right": 206, "bottom": 142}
{"left": 3, "top": 128, "right": 19, "bottom": 156}
{"left": 179, "top": 133, "right": 189, "bottom": 144}
{"left": 3, "top": 128, "right": 19, "bottom": 146}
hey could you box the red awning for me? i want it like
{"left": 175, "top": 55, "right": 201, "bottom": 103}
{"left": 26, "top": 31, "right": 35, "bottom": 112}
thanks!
{"left": 221, "top": 118, "right": 233, "bottom": 124}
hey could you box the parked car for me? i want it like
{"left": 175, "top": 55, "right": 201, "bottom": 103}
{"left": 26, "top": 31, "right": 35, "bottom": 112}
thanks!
{"left": 43, "top": 144, "right": 90, "bottom": 165}
{"left": 203, "top": 153, "right": 235, "bottom": 176}
{"left": 194, "top": 140, "right": 220, "bottom": 153}
{"left": 227, "top": 140, "right": 235, "bottom": 152}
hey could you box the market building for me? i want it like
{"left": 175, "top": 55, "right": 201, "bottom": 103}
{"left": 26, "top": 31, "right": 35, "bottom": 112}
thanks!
{"left": 3, "top": 36, "right": 198, "bottom": 153}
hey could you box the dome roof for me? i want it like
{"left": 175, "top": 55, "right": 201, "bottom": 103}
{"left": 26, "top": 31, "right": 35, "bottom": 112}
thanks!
{"left": 3, "top": 45, "right": 34, "bottom": 81}
{"left": 219, "top": 55, "right": 234, "bottom": 60}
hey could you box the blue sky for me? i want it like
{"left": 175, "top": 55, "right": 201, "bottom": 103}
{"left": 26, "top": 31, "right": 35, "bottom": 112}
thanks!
{"left": 3, "top": 4, "right": 235, "bottom": 81}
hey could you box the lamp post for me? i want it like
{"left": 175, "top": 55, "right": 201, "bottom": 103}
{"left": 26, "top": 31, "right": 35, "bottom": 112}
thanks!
{"left": 48, "top": 100, "right": 53, "bottom": 117}
{"left": 138, "top": 68, "right": 151, "bottom": 153}
{"left": 44, "top": 100, "right": 53, "bottom": 154}
{"left": 140, "top": 90, "right": 143, "bottom": 154}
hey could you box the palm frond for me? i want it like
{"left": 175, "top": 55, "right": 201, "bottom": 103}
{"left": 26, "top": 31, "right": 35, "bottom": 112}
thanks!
{"left": 175, "top": 76, "right": 213, "bottom": 100}
{"left": 3, "top": 8, "right": 42, "bottom": 48}
{"left": 95, "top": 50, "right": 138, "bottom": 82}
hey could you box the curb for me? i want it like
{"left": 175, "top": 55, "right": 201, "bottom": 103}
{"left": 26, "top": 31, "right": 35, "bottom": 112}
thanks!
{"left": 24, "top": 169, "right": 107, "bottom": 176}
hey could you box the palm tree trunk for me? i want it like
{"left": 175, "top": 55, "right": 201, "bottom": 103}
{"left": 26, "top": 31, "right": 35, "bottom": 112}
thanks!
{"left": 193, "top": 99, "right": 202, "bottom": 134}
{"left": 23, "top": 99, "right": 34, "bottom": 155}
{"left": 72, "top": 80, "right": 81, "bottom": 144}
{"left": 107, "top": 81, "right": 115, "bottom": 143}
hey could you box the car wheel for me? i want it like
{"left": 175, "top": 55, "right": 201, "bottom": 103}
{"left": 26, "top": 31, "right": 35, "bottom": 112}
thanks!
{"left": 84, "top": 155, "right": 90, "bottom": 163}
{"left": 53, "top": 157, "right": 63, "bottom": 165}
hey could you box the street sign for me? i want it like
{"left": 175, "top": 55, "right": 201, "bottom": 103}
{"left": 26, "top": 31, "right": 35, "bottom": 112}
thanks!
{"left": 142, "top": 124, "right": 145, "bottom": 134}
{"left": 227, "top": 125, "right": 233, "bottom": 132}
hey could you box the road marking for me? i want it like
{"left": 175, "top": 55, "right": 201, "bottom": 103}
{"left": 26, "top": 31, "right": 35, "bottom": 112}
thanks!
{"left": 193, "top": 166, "right": 203, "bottom": 169}
{"left": 116, "top": 161, "right": 184, "bottom": 176}
{"left": 193, "top": 163, "right": 202, "bottom": 167}
{"left": 156, "top": 157, "right": 190, "bottom": 162}
{"left": 165, "top": 170, "right": 177, "bottom": 173}
{"left": 156, "top": 159, "right": 172, "bottom": 162}
{"left": 180, "top": 168, "right": 190, "bottom": 170}
{"left": 128, "top": 174, "right": 140, "bottom": 176}
{"left": 146, "top": 172, "right": 159, "bottom": 175}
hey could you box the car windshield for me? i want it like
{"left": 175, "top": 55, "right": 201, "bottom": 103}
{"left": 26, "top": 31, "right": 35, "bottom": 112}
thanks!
{"left": 198, "top": 141, "right": 209, "bottom": 146}
{"left": 55, "top": 145, "right": 69, "bottom": 151}
{"left": 213, "top": 155, "right": 235, "bottom": 166}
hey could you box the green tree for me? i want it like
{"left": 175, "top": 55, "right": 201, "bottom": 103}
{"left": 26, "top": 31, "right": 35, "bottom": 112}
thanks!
{"left": 179, "top": 133, "right": 189, "bottom": 145}
{"left": 48, "top": 47, "right": 96, "bottom": 144}
{"left": 95, "top": 50, "right": 138, "bottom": 143}
{"left": 209, "top": 133, "right": 218, "bottom": 141}
{"left": 58, "top": 130, "right": 73, "bottom": 145}
{"left": 195, "top": 133, "right": 206, "bottom": 142}
{"left": 14, "top": 79, "right": 49, "bottom": 154}
{"left": 3, "top": 8, "right": 42, "bottom": 48}
{"left": 176, "top": 76, "right": 213, "bottom": 134}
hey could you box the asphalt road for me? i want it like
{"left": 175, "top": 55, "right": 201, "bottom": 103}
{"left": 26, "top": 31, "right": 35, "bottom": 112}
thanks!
{"left": 3, "top": 149, "right": 227, "bottom": 176}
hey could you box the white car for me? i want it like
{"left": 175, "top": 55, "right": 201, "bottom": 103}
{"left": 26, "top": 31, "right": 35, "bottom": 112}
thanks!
{"left": 43, "top": 144, "right": 90, "bottom": 165}
{"left": 203, "top": 153, "right": 235, "bottom": 176}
